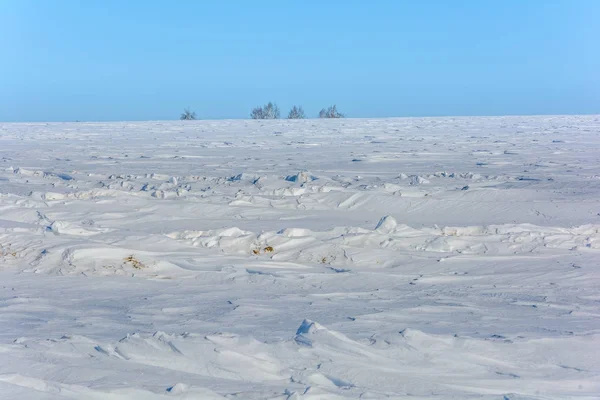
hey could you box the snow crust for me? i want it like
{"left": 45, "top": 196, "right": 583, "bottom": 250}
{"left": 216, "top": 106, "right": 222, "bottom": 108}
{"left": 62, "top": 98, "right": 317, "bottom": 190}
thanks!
{"left": 0, "top": 116, "right": 599, "bottom": 399}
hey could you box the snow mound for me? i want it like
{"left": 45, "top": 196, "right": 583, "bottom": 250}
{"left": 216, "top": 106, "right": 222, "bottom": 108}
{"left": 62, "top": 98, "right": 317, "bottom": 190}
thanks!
{"left": 374, "top": 215, "right": 398, "bottom": 233}
{"left": 408, "top": 175, "right": 430, "bottom": 185}
{"left": 295, "top": 319, "right": 325, "bottom": 335}
{"left": 228, "top": 173, "right": 259, "bottom": 182}
{"left": 285, "top": 171, "right": 317, "bottom": 183}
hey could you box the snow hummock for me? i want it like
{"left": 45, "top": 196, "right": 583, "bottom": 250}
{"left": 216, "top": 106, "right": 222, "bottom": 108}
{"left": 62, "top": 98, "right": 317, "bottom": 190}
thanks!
{"left": 374, "top": 215, "right": 398, "bottom": 233}
{"left": 285, "top": 171, "right": 317, "bottom": 183}
{"left": 295, "top": 319, "right": 324, "bottom": 337}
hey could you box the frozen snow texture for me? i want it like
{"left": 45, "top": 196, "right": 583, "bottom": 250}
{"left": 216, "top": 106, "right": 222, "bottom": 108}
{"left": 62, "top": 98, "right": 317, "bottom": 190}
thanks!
{"left": 0, "top": 115, "right": 599, "bottom": 399}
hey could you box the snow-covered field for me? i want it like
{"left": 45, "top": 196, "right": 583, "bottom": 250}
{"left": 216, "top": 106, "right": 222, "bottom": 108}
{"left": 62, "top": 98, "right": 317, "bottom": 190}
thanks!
{"left": 0, "top": 116, "right": 599, "bottom": 399}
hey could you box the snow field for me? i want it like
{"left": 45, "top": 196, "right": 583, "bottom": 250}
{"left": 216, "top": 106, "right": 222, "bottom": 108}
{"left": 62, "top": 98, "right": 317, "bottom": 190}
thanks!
{"left": 0, "top": 116, "right": 599, "bottom": 399}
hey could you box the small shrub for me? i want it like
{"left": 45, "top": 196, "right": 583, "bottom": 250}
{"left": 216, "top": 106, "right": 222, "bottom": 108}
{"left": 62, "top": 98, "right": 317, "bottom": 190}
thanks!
{"left": 180, "top": 108, "right": 197, "bottom": 120}
{"left": 252, "top": 246, "right": 274, "bottom": 255}
{"left": 124, "top": 255, "right": 146, "bottom": 269}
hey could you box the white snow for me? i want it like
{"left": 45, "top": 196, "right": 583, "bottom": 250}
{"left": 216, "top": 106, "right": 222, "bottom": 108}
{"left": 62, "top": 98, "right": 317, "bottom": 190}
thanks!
{"left": 0, "top": 115, "right": 599, "bottom": 399}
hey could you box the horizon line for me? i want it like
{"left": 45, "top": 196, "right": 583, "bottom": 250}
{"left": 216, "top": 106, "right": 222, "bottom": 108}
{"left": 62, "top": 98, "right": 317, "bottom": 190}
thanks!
{"left": 1, "top": 112, "right": 599, "bottom": 124}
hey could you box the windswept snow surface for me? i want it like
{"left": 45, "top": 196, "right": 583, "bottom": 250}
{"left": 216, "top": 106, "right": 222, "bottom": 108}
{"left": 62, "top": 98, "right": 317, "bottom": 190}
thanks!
{"left": 0, "top": 116, "right": 599, "bottom": 399}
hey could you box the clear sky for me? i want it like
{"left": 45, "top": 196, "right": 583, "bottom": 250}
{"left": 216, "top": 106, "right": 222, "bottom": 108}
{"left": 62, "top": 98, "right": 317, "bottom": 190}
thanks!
{"left": 1, "top": 0, "right": 598, "bottom": 121}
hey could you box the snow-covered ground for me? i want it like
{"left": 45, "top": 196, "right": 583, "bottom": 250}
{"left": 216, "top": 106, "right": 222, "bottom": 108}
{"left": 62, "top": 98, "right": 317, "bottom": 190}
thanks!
{"left": 0, "top": 116, "right": 599, "bottom": 399}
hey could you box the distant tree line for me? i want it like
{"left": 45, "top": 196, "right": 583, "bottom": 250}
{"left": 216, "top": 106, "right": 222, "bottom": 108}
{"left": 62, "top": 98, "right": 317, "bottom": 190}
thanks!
{"left": 180, "top": 103, "right": 344, "bottom": 120}
{"left": 252, "top": 102, "right": 344, "bottom": 119}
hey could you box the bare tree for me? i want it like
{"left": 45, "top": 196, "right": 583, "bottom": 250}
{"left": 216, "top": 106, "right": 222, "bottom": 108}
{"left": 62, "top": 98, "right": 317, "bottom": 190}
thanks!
{"left": 250, "top": 106, "right": 264, "bottom": 120}
{"left": 264, "top": 102, "right": 280, "bottom": 119}
{"left": 319, "top": 104, "right": 344, "bottom": 118}
{"left": 180, "top": 108, "right": 197, "bottom": 120}
{"left": 287, "top": 105, "right": 305, "bottom": 119}
{"left": 251, "top": 102, "right": 280, "bottom": 119}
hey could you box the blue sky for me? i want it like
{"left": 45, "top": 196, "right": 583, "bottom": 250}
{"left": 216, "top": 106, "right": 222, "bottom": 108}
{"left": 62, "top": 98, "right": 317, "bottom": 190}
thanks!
{"left": 1, "top": 0, "right": 598, "bottom": 121}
